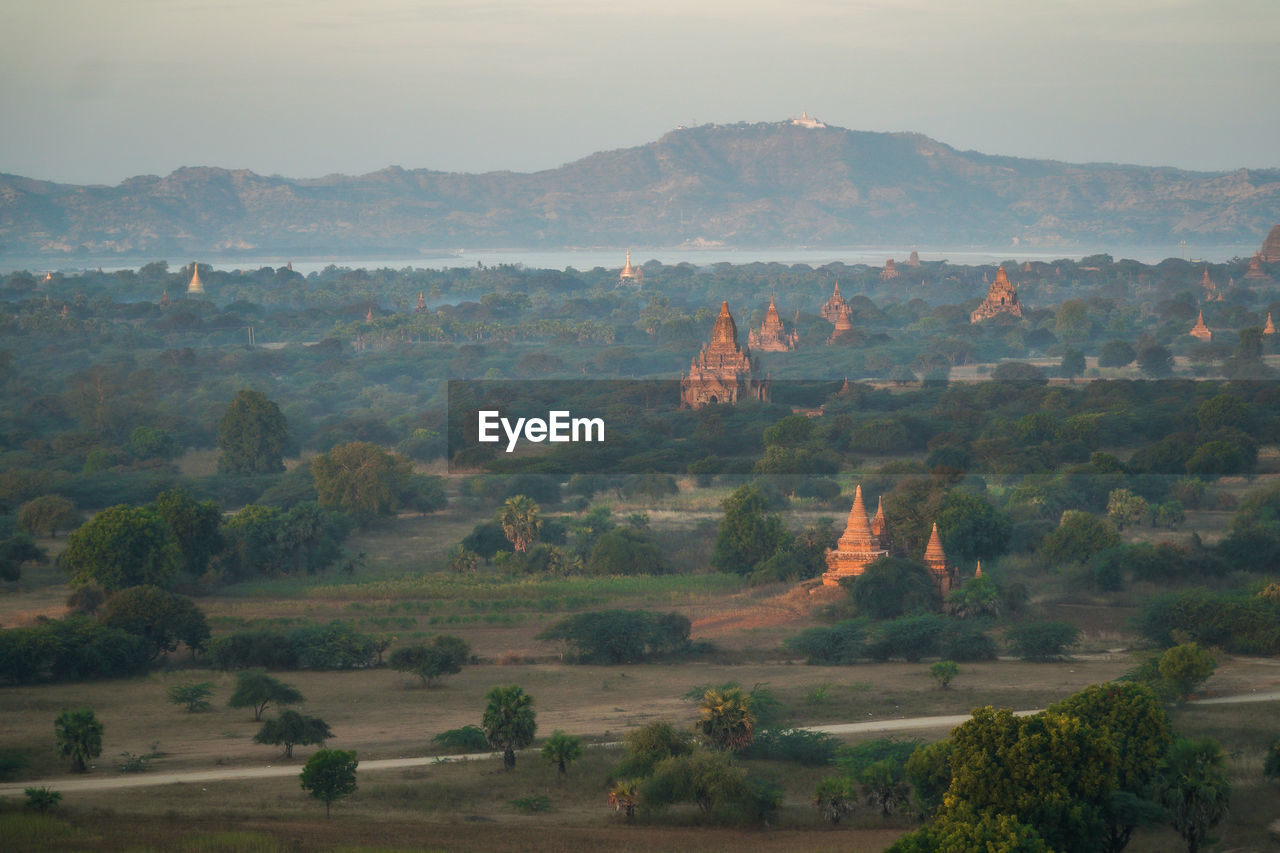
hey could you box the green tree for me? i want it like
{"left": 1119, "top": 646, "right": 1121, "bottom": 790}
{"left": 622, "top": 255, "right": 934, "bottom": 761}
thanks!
{"left": 167, "top": 682, "right": 214, "bottom": 712}
{"left": 541, "top": 730, "right": 583, "bottom": 775}
{"left": 0, "top": 533, "right": 46, "bottom": 582}
{"left": 711, "top": 485, "right": 791, "bottom": 574}
{"left": 946, "top": 574, "right": 1001, "bottom": 619}
{"left": 217, "top": 389, "right": 289, "bottom": 474}
{"left": 1157, "top": 643, "right": 1215, "bottom": 701}
{"left": 24, "top": 786, "right": 61, "bottom": 812}
{"left": 153, "top": 490, "right": 223, "bottom": 577}
{"left": 99, "top": 585, "right": 210, "bottom": 660}
{"left": 847, "top": 556, "right": 936, "bottom": 620}
{"left": 1106, "top": 488, "right": 1149, "bottom": 530}
{"left": 59, "top": 505, "right": 179, "bottom": 591}
{"left": 695, "top": 686, "right": 757, "bottom": 752}
{"left": 254, "top": 710, "right": 332, "bottom": 758}
{"left": 586, "top": 528, "right": 669, "bottom": 575}
{"left": 482, "top": 685, "right": 537, "bottom": 770}
{"left": 388, "top": 634, "right": 470, "bottom": 687}
{"left": 1157, "top": 738, "right": 1229, "bottom": 853}
{"left": 813, "top": 774, "right": 858, "bottom": 824}
{"left": 300, "top": 748, "right": 357, "bottom": 817}
{"left": 860, "top": 758, "right": 910, "bottom": 817}
{"left": 1006, "top": 621, "right": 1080, "bottom": 661}
{"left": 1137, "top": 344, "right": 1174, "bottom": 378}
{"left": 228, "top": 670, "right": 304, "bottom": 721}
{"left": 1039, "top": 510, "right": 1121, "bottom": 565}
{"left": 617, "top": 720, "right": 692, "bottom": 777}
{"left": 641, "top": 749, "right": 749, "bottom": 816}
{"left": 887, "top": 805, "right": 1051, "bottom": 853}
{"left": 499, "top": 495, "right": 542, "bottom": 553}
{"left": 1060, "top": 348, "right": 1086, "bottom": 380}
{"left": 447, "top": 545, "right": 481, "bottom": 573}
{"left": 930, "top": 660, "right": 959, "bottom": 689}
{"left": 936, "top": 491, "right": 1013, "bottom": 565}
{"left": 17, "top": 495, "right": 80, "bottom": 538}
{"left": 55, "top": 708, "right": 103, "bottom": 772}
{"left": 311, "top": 442, "right": 412, "bottom": 521}
{"left": 1098, "top": 340, "right": 1136, "bottom": 368}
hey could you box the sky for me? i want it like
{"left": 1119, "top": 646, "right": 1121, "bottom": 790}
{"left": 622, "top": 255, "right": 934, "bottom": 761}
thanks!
{"left": 2, "top": 0, "right": 1278, "bottom": 185}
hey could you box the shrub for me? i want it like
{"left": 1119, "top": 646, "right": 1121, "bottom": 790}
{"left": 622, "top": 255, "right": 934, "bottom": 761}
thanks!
{"left": 510, "top": 794, "right": 553, "bottom": 813}
{"left": 866, "top": 615, "right": 946, "bottom": 662}
{"left": 930, "top": 660, "right": 959, "bottom": 689}
{"left": 743, "top": 728, "right": 839, "bottom": 766}
{"left": 785, "top": 619, "right": 867, "bottom": 664}
{"left": 431, "top": 725, "right": 489, "bottom": 753}
{"left": 1006, "top": 620, "right": 1080, "bottom": 661}
{"left": 1135, "top": 590, "right": 1280, "bottom": 653}
{"left": 940, "top": 623, "right": 998, "bottom": 662}
{"left": 24, "top": 787, "right": 61, "bottom": 812}
{"left": 167, "top": 682, "right": 214, "bottom": 712}
{"left": 1157, "top": 642, "right": 1216, "bottom": 700}
{"left": 537, "top": 609, "right": 691, "bottom": 663}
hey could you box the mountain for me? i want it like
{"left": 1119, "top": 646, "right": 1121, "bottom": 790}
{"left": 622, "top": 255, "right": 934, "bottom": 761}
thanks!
{"left": 3, "top": 121, "right": 1279, "bottom": 258}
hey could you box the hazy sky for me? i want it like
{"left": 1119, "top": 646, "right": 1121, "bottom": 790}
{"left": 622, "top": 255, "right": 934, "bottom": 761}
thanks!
{"left": 3, "top": 0, "right": 1277, "bottom": 184}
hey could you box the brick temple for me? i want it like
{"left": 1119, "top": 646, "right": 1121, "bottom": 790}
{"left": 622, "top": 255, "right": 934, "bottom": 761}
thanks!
{"left": 680, "top": 301, "right": 769, "bottom": 408}
{"left": 969, "top": 266, "right": 1022, "bottom": 323}
{"left": 748, "top": 295, "right": 798, "bottom": 352}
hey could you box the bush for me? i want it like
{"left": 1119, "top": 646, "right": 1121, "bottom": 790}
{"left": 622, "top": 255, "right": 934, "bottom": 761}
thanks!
{"left": 167, "top": 682, "right": 214, "bottom": 712}
{"left": 940, "top": 624, "right": 998, "bottom": 662}
{"left": 1157, "top": 642, "right": 1216, "bottom": 700}
{"left": 208, "top": 623, "right": 381, "bottom": 671}
{"left": 24, "top": 787, "right": 61, "bottom": 812}
{"left": 431, "top": 725, "right": 489, "bottom": 753}
{"left": 866, "top": 615, "right": 946, "bottom": 662}
{"left": 785, "top": 619, "right": 867, "bottom": 664}
{"left": 0, "top": 617, "right": 150, "bottom": 685}
{"left": 537, "top": 610, "right": 692, "bottom": 663}
{"left": 1006, "top": 621, "right": 1080, "bottom": 661}
{"left": 743, "top": 728, "right": 839, "bottom": 766}
{"left": 1135, "top": 590, "right": 1280, "bottom": 654}
{"left": 509, "top": 794, "right": 553, "bottom": 813}
{"left": 930, "top": 660, "right": 959, "bottom": 689}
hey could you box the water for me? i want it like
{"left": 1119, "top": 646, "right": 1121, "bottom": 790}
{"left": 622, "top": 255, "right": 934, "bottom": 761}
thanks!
{"left": 4, "top": 244, "right": 1259, "bottom": 276}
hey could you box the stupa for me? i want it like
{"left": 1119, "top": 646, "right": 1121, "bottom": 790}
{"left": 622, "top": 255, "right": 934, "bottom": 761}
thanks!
{"left": 969, "top": 267, "right": 1023, "bottom": 322}
{"left": 905, "top": 251, "right": 921, "bottom": 267}
{"left": 1189, "top": 310, "right": 1212, "bottom": 342}
{"left": 1245, "top": 251, "right": 1269, "bottom": 281}
{"left": 922, "top": 523, "right": 955, "bottom": 599}
{"left": 822, "top": 485, "right": 888, "bottom": 586}
{"left": 680, "top": 301, "right": 769, "bottom": 408}
{"left": 748, "top": 295, "right": 798, "bottom": 352}
{"left": 827, "top": 302, "right": 856, "bottom": 344}
{"left": 880, "top": 259, "right": 899, "bottom": 280}
{"left": 617, "top": 250, "right": 644, "bottom": 287}
{"left": 186, "top": 262, "right": 204, "bottom": 295}
{"left": 1264, "top": 313, "right": 1275, "bottom": 336}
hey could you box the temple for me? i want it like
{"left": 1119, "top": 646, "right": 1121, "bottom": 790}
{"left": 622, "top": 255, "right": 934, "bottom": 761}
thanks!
{"left": 680, "top": 301, "right": 769, "bottom": 408}
{"left": 827, "top": 303, "right": 856, "bottom": 345}
{"left": 1200, "top": 268, "right": 1223, "bottom": 301}
{"left": 1245, "top": 251, "right": 1269, "bottom": 281}
{"left": 1189, "top": 310, "right": 1212, "bottom": 342}
{"left": 1264, "top": 313, "right": 1275, "bottom": 336}
{"left": 617, "top": 250, "right": 644, "bottom": 287}
{"left": 822, "top": 485, "right": 888, "bottom": 586}
{"left": 922, "top": 523, "right": 955, "bottom": 599}
{"left": 969, "top": 267, "right": 1022, "bottom": 322}
{"left": 820, "top": 280, "right": 849, "bottom": 323}
{"left": 790, "top": 111, "right": 827, "bottom": 129}
{"left": 905, "top": 251, "right": 922, "bottom": 267}
{"left": 880, "top": 259, "right": 899, "bottom": 280}
{"left": 1263, "top": 224, "right": 1280, "bottom": 263}
{"left": 186, "top": 262, "right": 204, "bottom": 295}
{"left": 748, "top": 295, "right": 798, "bottom": 352}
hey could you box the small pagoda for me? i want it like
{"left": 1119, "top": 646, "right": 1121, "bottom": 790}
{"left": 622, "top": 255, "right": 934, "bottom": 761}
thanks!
{"left": 748, "top": 295, "right": 798, "bottom": 352}
{"left": 1189, "top": 310, "right": 1212, "bottom": 342}
{"left": 822, "top": 485, "right": 888, "bottom": 587}
{"left": 186, "top": 262, "right": 205, "bottom": 295}
{"left": 1244, "top": 251, "right": 1269, "bottom": 282}
{"left": 617, "top": 250, "right": 644, "bottom": 287}
{"left": 820, "top": 280, "right": 849, "bottom": 323}
{"left": 1264, "top": 313, "right": 1276, "bottom": 336}
{"left": 680, "top": 301, "right": 769, "bottom": 408}
{"left": 969, "top": 267, "right": 1023, "bottom": 322}
{"left": 922, "top": 523, "right": 955, "bottom": 599}
{"left": 880, "top": 259, "right": 899, "bottom": 281}
{"left": 827, "top": 303, "right": 856, "bottom": 345}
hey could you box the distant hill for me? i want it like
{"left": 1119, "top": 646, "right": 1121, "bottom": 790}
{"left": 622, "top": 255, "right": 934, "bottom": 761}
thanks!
{"left": 3, "top": 121, "right": 1279, "bottom": 258}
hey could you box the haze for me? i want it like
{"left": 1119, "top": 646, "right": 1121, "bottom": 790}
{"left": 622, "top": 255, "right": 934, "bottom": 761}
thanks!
{"left": 3, "top": 0, "right": 1278, "bottom": 185}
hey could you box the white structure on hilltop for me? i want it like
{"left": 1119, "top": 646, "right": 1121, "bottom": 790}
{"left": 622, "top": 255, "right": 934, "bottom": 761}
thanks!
{"left": 790, "top": 111, "right": 826, "bottom": 129}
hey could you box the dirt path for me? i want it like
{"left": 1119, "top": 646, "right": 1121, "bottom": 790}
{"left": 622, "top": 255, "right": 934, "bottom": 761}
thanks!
{"left": 5, "top": 691, "right": 1270, "bottom": 798}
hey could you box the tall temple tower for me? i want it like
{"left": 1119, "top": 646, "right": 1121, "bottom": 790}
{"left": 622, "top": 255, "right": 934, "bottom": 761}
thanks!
{"left": 617, "top": 250, "right": 644, "bottom": 287}
{"left": 1189, "top": 310, "right": 1212, "bottom": 342}
{"left": 186, "top": 262, "right": 205, "bottom": 295}
{"left": 820, "top": 280, "right": 848, "bottom": 323}
{"left": 970, "top": 267, "right": 1022, "bottom": 322}
{"left": 680, "top": 302, "right": 769, "bottom": 408}
{"left": 822, "top": 485, "right": 888, "bottom": 586}
{"left": 922, "top": 523, "right": 955, "bottom": 599}
{"left": 748, "top": 295, "right": 798, "bottom": 352}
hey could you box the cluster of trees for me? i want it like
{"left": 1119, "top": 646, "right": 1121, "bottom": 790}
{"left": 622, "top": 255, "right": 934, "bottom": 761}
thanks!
{"left": 209, "top": 622, "right": 389, "bottom": 671}
{"left": 538, "top": 610, "right": 696, "bottom": 664}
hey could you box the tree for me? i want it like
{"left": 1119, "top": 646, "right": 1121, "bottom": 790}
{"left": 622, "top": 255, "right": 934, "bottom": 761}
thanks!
{"left": 860, "top": 759, "right": 910, "bottom": 816}
{"left": 17, "top": 495, "right": 80, "bottom": 538}
{"left": 0, "top": 533, "right": 46, "bottom": 582}
{"left": 1157, "top": 738, "right": 1229, "bottom": 853}
{"left": 991, "top": 361, "right": 1048, "bottom": 384}
{"left": 311, "top": 442, "right": 412, "bottom": 521}
{"left": 936, "top": 491, "right": 1013, "bottom": 566}
{"left": 813, "top": 774, "right": 858, "bottom": 824}
{"left": 1006, "top": 621, "right": 1080, "bottom": 661}
{"left": 586, "top": 528, "right": 669, "bottom": 576}
{"left": 946, "top": 575, "right": 1001, "bottom": 619}
{"left": 1098, "top": 340, "right": 1136, "bottom": 368}
{"left": 388, "top": 634, "right": 470, "bottom": 687}
{"left": 617, "top": 720, "right": 693, "bottom": 777}
{"left": 641, "top": 749, "right": 749, "bottom": 816}
{"left": 482, "top": 685, "right": 537, "bottom": 770}
{"left": 1137, "top": 344, "right": 1174, "bottom": 378}
{"left": 167, "top": 682, "right": 214, "bottom": 712}
{"left": 228, "top": 670, "right": 304, "bottom": 721}
{"left": 695, "top": 686, "right": 757, "bottom": 752}
{"left": 255, "top": 710, "right": 332, "bottom": 758}
{"left": 930, "top": 660, "right": 959, "bottom": 689}
{"left": 499, "top": 495, "right": 541, "bottom": 553}
{"left": 711, "top": 485, "right": 791, "bottom": 574}
{"left": 541, "top": 730, "right": 583, "bottom": 775}
{"left": 24, "top": 786, "right": 62, "bottom": 812}
{"left": 55, "top": 708, "right": 103, "bottom": 772}
{"left": 153, "top": 490, "right": 223, "bottom": 577}
{"left": 1039, "top": 510, "right": 1121, "bottom": 565}
{"left": 59, "top": 505, "right": 178, "bottom": 591}
{"left": 1157, "top": 643, "right": 1215, "bottom": 701}
{"left": 217, "top": 389, "right": 289, "bottom": 474}
{"left": 1106, "top": 488, "right": 1149, "bottom": 530}
{"left": 300, "top": 748, "right": 357, "bottom": 817}
{"left": 99, "top": 585, "right": 210, "bottom": 660}
{"left": 1060, "top": 348, "right": 1086, "bottom": 380}
{"left": 447, "top": 545, "right": 480, "bottom": 573}
{"left": 847, "top": 556, "right": 936, "bottom": 620}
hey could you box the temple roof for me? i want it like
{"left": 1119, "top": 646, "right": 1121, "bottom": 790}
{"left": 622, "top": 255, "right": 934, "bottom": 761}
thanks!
{"left": 710, "top": 301, "right": 739, "bottom": 347}
{"left": 923, "top": 522, "right": 947, "bottom": 571}
{"left": 1265, "top": 224, "right": 1280, "bottom": 263}
{"left": 837, "top": 485, "right": 877, "bottom": 551}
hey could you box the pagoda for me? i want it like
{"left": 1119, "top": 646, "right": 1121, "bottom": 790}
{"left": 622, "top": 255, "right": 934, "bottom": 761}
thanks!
{"left": 186, "top": 262, "right": 205, "bottom": 295}
{"left": 680, "top": 301, "right": 769, "bottom": 408}
{"left": 1189, "top": 310, "right": 1212, "bottom": 342}
{"left": 1199, "top": 268, "right": 1221, "bottom": 301}
{"left": 617, "top": 250, "right": 644, "bottom": 287}
{"left": 922, "top": 523, "right": 955, "bottom": 599}
{"left": 969, "top": 267, "right": 1023, "bottom": 322}
{"left": 820, "top": 280, "right": 849, "bottom": 323}
{"left": 415, "top": 292, "right": 428, "bottom": 313}
{"left": 1263, "top": 224, "right": 1280, "bottom": 263}
{"left": 870, "top": 497, "right": 889, "bottom": 549}
{"left": 822, "top": 485, "right": 888, "bottom": 586}
{"left": 880, "top": 259, "right": 899, "bottom": 280}
{"left": 826, "top": 303, "right": 856, "bottom": 344}
{"left": 905, "top": 251, "right": 922, "bottom": 267}
{"left": 1244, "top": 251, "right": 1269, "bottom": 281}
{"left": 1264, "top": 313, "right": 1275, "bottom": 336}
{"left": 748, "top": 295, "right": 798, "bottom": 352}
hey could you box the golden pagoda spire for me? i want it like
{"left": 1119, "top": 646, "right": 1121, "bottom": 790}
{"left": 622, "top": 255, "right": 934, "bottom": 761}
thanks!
{"left": 187, "top": 262, "right": 204, "bottom": 295}
{"left": 923, "top": 523, "right": 947, "bottom": 573}
{"left": 1265, "top": 312, "right": 1276, "bottom": 336}
{"left": 838, "top": 485, "right": 877, "bottom": 551}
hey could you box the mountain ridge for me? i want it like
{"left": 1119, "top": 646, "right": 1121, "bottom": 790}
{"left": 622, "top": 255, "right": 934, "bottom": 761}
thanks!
{"left": 3, "top": 121, "right": 1278, "bottom": 258}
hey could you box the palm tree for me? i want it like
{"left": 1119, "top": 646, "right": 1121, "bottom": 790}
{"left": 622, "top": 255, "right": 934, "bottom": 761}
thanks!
{"left": 482, "top": 685, "right": 537, "bottom": 770}
{"left": 540, "top": 730, "right": 583, "bottom": 776}
{"left": 695, "top": 686, "right": 757, "bottom": 752}
{"left": 1157, "top": 737, "right": 1230, "bottom": 853}
{"left": 500, "top": 495, "right": 541, "bottom": 553}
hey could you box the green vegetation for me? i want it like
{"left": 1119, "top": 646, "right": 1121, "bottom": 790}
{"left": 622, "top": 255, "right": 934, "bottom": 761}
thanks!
{"left": 253, "top": 710, "right": 333, "bottom": 758}
{"left": 388, "top": 634, "right": 470, "bottom": 686}
{"left": 299, "top": 748, "right": 358, "bottom": 817}
{"left": 482, "top": 685, "right": 537, "bottom": 770}
{"left": 54, "top": 707, "right": 103, "bottom": 772}
{"left": 228, "top": 671, "right": 304, "bottom": 722}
